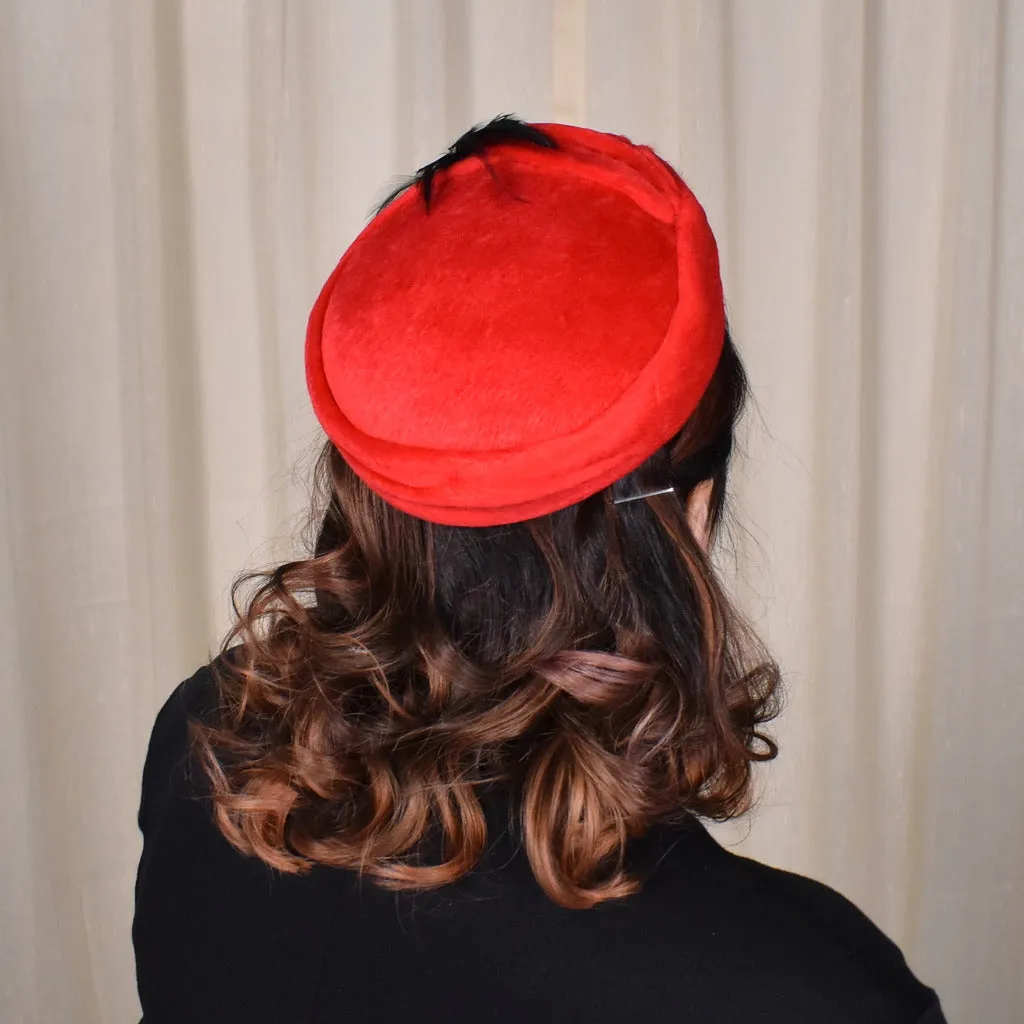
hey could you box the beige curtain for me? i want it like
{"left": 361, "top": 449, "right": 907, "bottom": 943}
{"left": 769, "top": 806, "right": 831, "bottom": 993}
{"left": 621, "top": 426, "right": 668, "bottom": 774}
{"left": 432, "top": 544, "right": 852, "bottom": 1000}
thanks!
{"left": 1, "top": 1, "right": 1021, "bottom": 1021}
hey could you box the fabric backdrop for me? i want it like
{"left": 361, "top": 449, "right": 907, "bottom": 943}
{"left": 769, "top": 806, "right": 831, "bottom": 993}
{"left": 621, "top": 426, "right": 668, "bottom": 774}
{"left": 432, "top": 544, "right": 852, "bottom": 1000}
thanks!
{"left": 1, "top": 2, "right": 1021, "bottom": 1021}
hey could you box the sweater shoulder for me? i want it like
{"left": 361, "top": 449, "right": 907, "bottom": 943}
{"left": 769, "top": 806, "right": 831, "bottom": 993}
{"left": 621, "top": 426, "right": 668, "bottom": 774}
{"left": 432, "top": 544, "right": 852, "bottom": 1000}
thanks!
{"left": 136, "top": 659, "right": 222, "bottom": 834}
{"left": 133, "top": 655, "right": 336, "bottom": 1022}
{"left": 705, "top": 842, "right": 945, "bottom": 1022}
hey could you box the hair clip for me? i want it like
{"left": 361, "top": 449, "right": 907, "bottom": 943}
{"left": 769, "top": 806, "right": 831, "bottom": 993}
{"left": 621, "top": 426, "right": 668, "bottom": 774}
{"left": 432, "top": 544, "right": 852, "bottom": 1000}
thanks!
{"left": 612, "top": 486, "right": 677, "bottom": 505}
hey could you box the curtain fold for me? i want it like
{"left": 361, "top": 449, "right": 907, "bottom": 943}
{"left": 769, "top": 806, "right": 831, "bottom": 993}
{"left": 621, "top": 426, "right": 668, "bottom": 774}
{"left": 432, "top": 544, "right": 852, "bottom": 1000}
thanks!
{"left": 0, "top": 2, "right": 1020, "bottom": 1021}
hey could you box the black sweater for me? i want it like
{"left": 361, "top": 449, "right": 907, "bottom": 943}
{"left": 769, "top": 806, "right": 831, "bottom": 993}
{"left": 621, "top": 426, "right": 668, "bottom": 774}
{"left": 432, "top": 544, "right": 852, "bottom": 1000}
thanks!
{"left": 133, "top": 665, "right": 946, "bottom": 1023}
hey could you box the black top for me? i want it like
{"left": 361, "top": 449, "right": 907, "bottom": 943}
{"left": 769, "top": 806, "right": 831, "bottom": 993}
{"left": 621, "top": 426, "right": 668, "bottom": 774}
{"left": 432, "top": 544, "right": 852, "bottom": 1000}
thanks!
{"left": 133, "top": 664, "right": 947, "bottom": 1023}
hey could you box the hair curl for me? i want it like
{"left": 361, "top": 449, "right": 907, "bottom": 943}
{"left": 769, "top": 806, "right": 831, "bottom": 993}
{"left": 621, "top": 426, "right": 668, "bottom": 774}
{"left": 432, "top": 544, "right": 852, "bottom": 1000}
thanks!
{"left": 194, "top": 333, "right": 780, "bottom": 909}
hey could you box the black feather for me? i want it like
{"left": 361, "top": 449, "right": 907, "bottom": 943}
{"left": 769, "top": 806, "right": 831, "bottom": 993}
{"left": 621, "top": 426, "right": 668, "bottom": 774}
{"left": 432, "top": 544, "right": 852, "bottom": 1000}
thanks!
{"left": 373, "top": 114, "right": 558, "bottom": 216}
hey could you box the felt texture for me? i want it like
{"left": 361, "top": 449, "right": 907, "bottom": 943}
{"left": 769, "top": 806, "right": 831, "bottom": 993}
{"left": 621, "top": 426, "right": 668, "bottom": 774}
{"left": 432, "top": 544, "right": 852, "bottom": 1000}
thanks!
{"left": 305, "top": 123, "right": 725, "bottom": 526}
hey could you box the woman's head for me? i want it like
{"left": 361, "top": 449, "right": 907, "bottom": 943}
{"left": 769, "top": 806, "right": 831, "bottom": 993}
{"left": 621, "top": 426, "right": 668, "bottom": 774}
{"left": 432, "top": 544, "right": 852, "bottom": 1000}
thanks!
{"left": 196, "top": 118, "right": 780, "bottom": 909}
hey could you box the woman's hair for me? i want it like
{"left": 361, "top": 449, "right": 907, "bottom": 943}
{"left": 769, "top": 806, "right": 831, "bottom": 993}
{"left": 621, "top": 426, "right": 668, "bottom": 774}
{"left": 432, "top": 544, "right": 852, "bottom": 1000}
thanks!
{"left": 194, "top": 331, "right": 781, "bottom": 910}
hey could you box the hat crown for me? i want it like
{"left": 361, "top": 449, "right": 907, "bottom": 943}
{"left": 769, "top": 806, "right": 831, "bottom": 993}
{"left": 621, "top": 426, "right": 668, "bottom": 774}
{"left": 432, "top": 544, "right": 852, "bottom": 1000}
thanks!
{"left": 305, "top": 120, "right": 724, "bottom": 526}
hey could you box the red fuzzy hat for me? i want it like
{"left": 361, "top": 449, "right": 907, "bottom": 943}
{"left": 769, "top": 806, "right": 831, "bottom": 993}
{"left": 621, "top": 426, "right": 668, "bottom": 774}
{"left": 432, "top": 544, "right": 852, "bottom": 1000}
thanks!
{"left": 305, "top": 118, "right": 725, "bottom": 526}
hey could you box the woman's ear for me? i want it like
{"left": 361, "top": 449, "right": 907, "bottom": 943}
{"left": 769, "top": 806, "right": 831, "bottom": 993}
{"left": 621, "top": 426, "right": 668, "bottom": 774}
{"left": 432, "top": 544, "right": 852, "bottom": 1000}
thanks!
{"left": 686, "top": 479, "right": 715, "bottom": 551}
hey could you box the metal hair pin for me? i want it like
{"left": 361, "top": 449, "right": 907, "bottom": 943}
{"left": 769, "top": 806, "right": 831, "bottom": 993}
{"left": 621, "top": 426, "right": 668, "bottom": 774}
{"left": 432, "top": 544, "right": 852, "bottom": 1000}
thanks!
{"left": 613, "top": 486, "right": 677, "bottom": 505}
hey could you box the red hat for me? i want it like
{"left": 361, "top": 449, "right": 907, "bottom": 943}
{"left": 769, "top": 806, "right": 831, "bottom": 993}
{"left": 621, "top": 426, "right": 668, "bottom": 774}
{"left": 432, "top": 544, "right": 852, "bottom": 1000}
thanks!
{"left": 305, "top": 119, "right": 725, "bottom": 527}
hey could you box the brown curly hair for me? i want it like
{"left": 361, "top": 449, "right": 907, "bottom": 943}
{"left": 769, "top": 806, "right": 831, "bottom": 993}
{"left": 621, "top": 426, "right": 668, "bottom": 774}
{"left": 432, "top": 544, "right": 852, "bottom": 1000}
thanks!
{"left": 194, "top": 332, "right": 780, "bottom": 909}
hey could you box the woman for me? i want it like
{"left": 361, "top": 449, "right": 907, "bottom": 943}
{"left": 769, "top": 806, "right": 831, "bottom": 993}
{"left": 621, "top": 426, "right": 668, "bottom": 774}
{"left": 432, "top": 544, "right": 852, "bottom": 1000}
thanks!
{"left": 133, "top": 117, "right": 946, "bottom": 1023}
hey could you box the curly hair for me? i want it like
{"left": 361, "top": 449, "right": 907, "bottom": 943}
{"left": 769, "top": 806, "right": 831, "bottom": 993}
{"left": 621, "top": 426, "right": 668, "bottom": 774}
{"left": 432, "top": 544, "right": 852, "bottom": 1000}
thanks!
{"left": 193, "top": 332, "right": 781, "bottom": 909}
